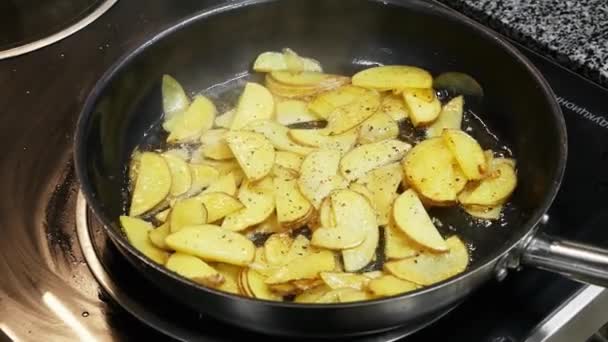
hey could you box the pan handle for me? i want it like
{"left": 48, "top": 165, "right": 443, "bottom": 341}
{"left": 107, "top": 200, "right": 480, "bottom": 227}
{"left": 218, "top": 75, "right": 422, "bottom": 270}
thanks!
{"left": 521, "top": 233, "right": 608, "bottom": 286}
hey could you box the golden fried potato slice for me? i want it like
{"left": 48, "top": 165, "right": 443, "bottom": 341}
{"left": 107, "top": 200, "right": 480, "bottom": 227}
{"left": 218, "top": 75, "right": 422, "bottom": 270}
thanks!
{"left": 367, "top": 275, "right": 418, "bottom": 297}
{"left": 294, "top": 285, "right": 332, "bottom": 303}
{"left": 198, "top": 129, "right": 234, "bottom": 160}
{"left": 289, "top": 129, "right": 358, "bottom": 156}
{"left": 248, "top": 247, "right": 281, "bottom": 277}
{"left": 221, "top": 178, "right": 275, "bottom": 231}
{"left": 265, "top": 74, "right": 327, "bottom": 99}
{"left": 275, "top": 100, "right": 320, "bottom": 126}
{"left": 274, "top": 151, "right": 304, "bottom": 172}
{"left": 319, "top": 272, "right": 372, "bottom": 290}
{"left": 284, "top": 235, "right": 312, "bottom": 263}
{"left": 225, "top": 131, "right": 275, "bottom": 181}
{"left": 214, "top": 108, "right": 235, "bottom": 129}
{"left": 442, "top": 129, "right": 487, "bottom": 180}
{"left": 165, "top": 95, "right": 216, "bottom": 143}
{"left": 270, "top": 71, "right": 349, "bottom": 87}
{"left": 352, "top": 65, "right": 433, "bottom": 90}
{"left": 264, "top": 233, "right": 292, "bottom": 266}
{"left": 120, "top": 216, "right": 168, "bottom": 264}
{"left": 403, "top": 91, "right": 441, "bottom": 127}
{"left": 248, "top": 213, "right": 287, "bottom": 235}
{"left": 243, "top": 119, "right": 313, "bottom": 156}
{"left": 161, "top": 152, "right": 192, "bottom": 197}
{"left": 463, "top": 204, "right": 503, "bottom": 220}
{"left": 458, "top": 162, "right": 517, "bottom": 206}
{"left": 384, "top": 236, "right": 469, "bottom": 285}
{"left": 166, "top": 225, "right": 255, "bottom": 266}
{"left": 241, "top": 269, "right": 282, "bottom": 301}
{"left": 230, "top": 82, "right": 274, "bottom": 130}
{"left": 265, "top": 250, "right": 335, "bottom": 284}
{"left": 165, "top": 253, "right": 223, "bottom": 286}
{"left": 253, "top": 49, "right": 322, "bottom": 73}
{"left": 340, "top": 139, "right": 411, "bottom": 182}
{"left": 319, "top": 197, "right": 337, "bottom": 228}
{"left": 358, "top": 112, "right": 399, "bottom": 144}
{"left": 308, "top": 85, "right": 369, "bottom": 118}
{"left": 274, "top": 175, "right": 314, "bottom": 228}
{"left": 298, "top": 149, "right": 348, "bottom": 208}
{"left": 315, "top": 288, "right": 374, "bottom": 303}
{"left": 356, "top": 162, "right": 403, "bottom": 225}
{"left": 188, "top": 163, "right": 220, "bottom": 194}
{"left": 426, "top": 96, "right": 464, "bottom": 138}
{"left": 393, "top": 189, "right": 448, "bottom": 252}
{"left": 197, "top": 172, "right": 237, "bottom": 196}
{"left": 161, "top": 74, "right": 189, "bottom": 120}
{"left": 380, "top": 93, "right": 409, "bottom": 122}
{"left": 384, "top": 221, "right": 419, "bottom": 260}
{"left": 348, "top": 183, "right": 376, "bottom": 209}
{"left": 399, "top": 88, "right": 435, "bottom": 102}
{"left": 169, "top": 198, "right": 207, "bottom": 233}
{"left": 149, "top": 222, "right": 171, "bottom": 250}
{"left": 324, "top": 89, "right": 381, "bottom": 135}
{"left": 129, "top": 152, "right": 172, "bottom": 216}
{"left": 192, "top": 192, "right": 243, "bottom": 223}
{"left": 342, "top": 225, "right": 379, "bottom": 272}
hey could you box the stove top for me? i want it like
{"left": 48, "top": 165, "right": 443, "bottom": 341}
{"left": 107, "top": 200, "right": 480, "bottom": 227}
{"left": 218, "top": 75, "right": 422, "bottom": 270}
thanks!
{"left": 1, "top": 1, "right": 608, "bottom": 341}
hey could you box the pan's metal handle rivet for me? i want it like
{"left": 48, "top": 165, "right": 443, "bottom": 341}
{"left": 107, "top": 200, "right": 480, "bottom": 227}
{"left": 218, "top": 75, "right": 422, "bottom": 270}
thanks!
{"left": 495, "top": 268, "right": 508, "bottom": 281}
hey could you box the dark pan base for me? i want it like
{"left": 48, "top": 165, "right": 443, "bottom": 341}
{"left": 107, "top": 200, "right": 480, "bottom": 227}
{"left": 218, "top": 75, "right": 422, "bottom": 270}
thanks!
{"left": 76, "top": 191, "right": 456, "bottom": 340}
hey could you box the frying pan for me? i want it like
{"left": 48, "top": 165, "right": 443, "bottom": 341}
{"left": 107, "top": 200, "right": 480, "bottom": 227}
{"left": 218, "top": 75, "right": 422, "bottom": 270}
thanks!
{"left": 73, "top": 0, "right": 608, "bottom": 337}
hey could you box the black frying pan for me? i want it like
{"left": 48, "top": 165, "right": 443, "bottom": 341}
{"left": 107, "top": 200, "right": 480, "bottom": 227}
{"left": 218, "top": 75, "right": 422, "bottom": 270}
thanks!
{"left": 73, "top": 0, "right": 608, "bottom": 337}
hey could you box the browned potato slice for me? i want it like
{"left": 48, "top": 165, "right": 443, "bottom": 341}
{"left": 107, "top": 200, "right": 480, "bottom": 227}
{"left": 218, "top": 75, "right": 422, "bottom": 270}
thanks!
{"left": 192, "top": 192, "right": 243, "bottom": 223}
{"left": 311, "top": 190, "right": 375, "bottom": 250}
{"left": 169, "top": 198, "right": 207, "bottom": 233}
{"left": 166, "top": 225, "right": 255, "bottom": 266}
{"left": 358, "top": 112, "right": 399, "bottom": 144}
{"left": 393, "top": 189, "right": 448, "bottom": 252}
{"left": 384, "top": 221, "right": 419, "bottom": 260}
{"left": 384, "top": 236, "right": 469, "bottom": 285}
{"left": 356, "top": 162, "right": 403, "bottom": 225}
{"left": 264, "top": 233, "right": 293, "bottom": 266}
{"left": 463, "top": 204, "right": 503, "bottom": 220}
{"left": 295, "top": 285, "right": 332, "bottom": 303}
{"left": 198, "top": 129, "right": 234, "bottom": 160}
{"left": 253, "top": 50, "right": 322, "bottom": 73}
{"left": 161, "top": 74, "right": 189, "bottom": 120}
{"left": 426, "top": 96, "right": 464, "bottom": 137}
{"left": 342, "top": 225, "right": 379, "bottom": 272}
{"left": 165, "top": 253, "right": 223, "bottom": 286}
{"left": 367, "top": 275, "right": 418, "bottom": 297}
{"left": 402, "top": 137, "right": 465, "bottom": 205}
{"left": 188, "top": 163, "right": 220, "bottom": 194}
{"left": 231, "top": 82, "right": 274, "bottom": 130}
{"left": 149, "top": 222, "right": 171, "bottom": 250}
{"left": 129, "top": 152, "right": 172, "bottom": 216}
{"left": 243, "top": 119, "right": 313, "bottom": 156}
{"left": 275, "top": 100, "right": 321, "bottom": 125}
{"left": 274, "top": 151, "right": 303, "bottom": 173}
{"left": 161, "top": 152, "right": 192, "bottom": 197}
{"left": 120, "top": 216, "right": 169, "bottom": 264}
{"left": 442, "top": 129, "right": 487, "bottom": 180}
{"left": 308, "top": 85, "right": 369, "bottom": 118}
{"left": 380, "top": 94, "right": 409, "bottom": 122}
{"left": 340, "top": 139, "right": 411, "bottom": 182}
{"left": 403, "top": 91, "right": 441, "bottom": 127}
{"left": 458, "top": 162, "right": 517, "bottom": 206}
{"left": 352, "top": 65, "right": 433, "bottom": 90}
{"left": 274, "top": 175, "right": 314, "bottom": 228}
{"left": 214, "top": 108, "right": 235, "bottom": 129}
{"left": 319, "top": 272, "right": 372, "bottom": 290}
{"left": 298, "top": 149, "right": 348, "bottom": 208}
{"left": 221, "top": 178, "right": 275, "bottom": 231}
{"left": 214, "top": 263, "right": 242, "bottom": 294}
{"left": 324, "top": 90, "right": 381, "bottom": 135}
{"left": 265, "top": 250, "right": 335, "bottom": 284}
{"left": 165, "top": 95, "right": 216, "bottom": 143}
{"left": 226, "top": 131, "right": 275, "bottom": 181}
{"left": 289, "top": 129, "right": 358, "bottom": 156}
{"left": 241, "top": 269, "right": 282, "bottom": 301}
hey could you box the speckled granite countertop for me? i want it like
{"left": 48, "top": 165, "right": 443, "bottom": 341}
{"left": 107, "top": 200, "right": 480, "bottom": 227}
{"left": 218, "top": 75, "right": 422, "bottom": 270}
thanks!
{"left": 439, "top": 0, "right": 608, "bottom": 87}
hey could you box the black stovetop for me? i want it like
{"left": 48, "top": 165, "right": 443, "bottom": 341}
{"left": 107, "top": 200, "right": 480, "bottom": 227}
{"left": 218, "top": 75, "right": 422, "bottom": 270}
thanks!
{"left": 1, "top": 1, "right": 607, "bottom": 341}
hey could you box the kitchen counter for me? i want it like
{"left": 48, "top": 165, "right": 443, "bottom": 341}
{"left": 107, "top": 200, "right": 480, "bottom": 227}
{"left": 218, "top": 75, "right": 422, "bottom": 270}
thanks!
{"left": 439, "top": 0, "right": 608, "bottom": 88}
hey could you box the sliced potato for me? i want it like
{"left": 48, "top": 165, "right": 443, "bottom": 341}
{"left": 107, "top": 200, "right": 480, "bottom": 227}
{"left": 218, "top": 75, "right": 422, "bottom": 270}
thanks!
{"left": 316, "top": 288, "right": 374, "bottom": 303}
{"left": 295, "top": 285, "right": 332, "bottom": 303}
{"left": 384, "top": 222, "right": 419, "bottom": 260}
{"left": 265, "top": 250, "right": 335, "bottom": 284}
{"left": 166, "top": 95, "right": 216, "bottom": 143}
{"left": 358, "top": 112, "right": 399, "bottom": 144}
{"left": 253, "top": 49, "right": 322, "bottom": 73}
{"left": 189, "top": 163, "right": 220, "bottom": 194}
{"left": 265, "top": 74, "right": 328, "bottom": 99}
{"left": 348, "top": 183, "right": 375, "bottom": 209}
{"left": 169, "top": 198, "right": 207, "bottom": 233}
{"left": 308, "top": 85, "right": 369, "bottom": 118}
{"left": 162, "top": 152, "right": 192, "bottom": 197}
{"left": 275, "top": 100, "right": 320, "bottom": 126}
{"left": 214, "top": 263, "right": 242, "bottom": 294}
{"left": 119, "top": 216, "right": 168, "bottom": 264}
{"left": 248, "top": 247, "right": 280, "bottom": 278}
{"left": 154, "top": 208, "right": 170, "bottom": 222}
{"left": 166, "top": 225, "right": 255, "bottom": 266}
{"left": 274, "top": 151, "right": 303, "bottom": 172}
{"left": 297, "top": 149, "right": 347, "bottom": 208}
{"left": 464, "top": 204, "right": 503, "bottom": 220}
{"left": 356, "top": 162, "right": 403, "bottom": 225}
{"left": 393, "top": 189, "right": 448, "bottom": 252}
{"left": 367, "top": 275, "right": 418, "bottom": 297}
{"left": 426, "top": 96, "right": 464, "bottom": 137}
{"left": 243, "top": 119, "right": 313, "bottom": 156}
{"left": 274, "top": 175, "right": 313, "bottom": 228}
{"left": 352, "top": 65, "right": 433, "bottom": 90}
{"left": 149, "top": 222, "right": 171, "bottom": 250}
{"left": 165, "top": 253, "right": 223, "bottom": 286}
{"left": 129, "top": 152, "right": 172, "bottom": 216}
{"left": 289, "top": 128, "right": 358, "bottom": 156}
{"left": 399, "top": 88, "right": 435, "bottom": 102}
{"left": 403, "top": 91, "right": 442, "bottom": 127}
{"left": 199, "top": 172, "right": 237, "bottom": 196}
{"left": 324, "top": 90, "right": 381, "bottom": 135}
{"left": 198, "top": 129, "right": 234, "bottom": 160}
{"left": 193, "top": 192, "right": 244, "bottom": 223}
{"left": 221, "top": 178, "right": 275, "bottom": 231}
{"left": 320, "top": 272, "right": 371, "bottom": 290}
{"left": 242, "top": 269, "right": 282, "bottom": 301}
{"left": 198, "top": 159, "right": 240, "bottom": 176}
{"left": 380, "top": 94, "right": 409, "bottom": 121}
{"left": 226, "top": 131, "right": 275, "bottom": 181}
{"left": 214, "top": 108, "right": 236, "bottom": 129}
{"left": 282, "top": 48, "right": 323, "bottom": 72}
{"left": 231, "top": 82, "right": 274, "bottom": 130}
{"left": 402, "top": 137, "right": 465, "bottom": 205}
{"left": 442, "top": 129, "right": 487, "bottom": 180}
{"left": 342, "top": 225, "right": 379, "bottom": 272}
{"left": 161, "top": 74, "right": 189, "bottom": 120}
{"left": 270, "top": 71, "right": 348, "bottom": 87}
{"left": 249, "top": 213, "right": 286, "bottom": 235}
{"left": 311, "top": 190, "right": 375, "bottom": 250}
{"left": 264, "top": 233, "right": 293, "bottom": 266}
{"left": 319, "top": 197, "right": 336, "bottom": 228}
{"left": 284, "top": 235, "right": 312, "bottom": 264}
{"left": 385, "top": 236, "right": 469, "bottom": 285}
{"left": 340, "top": 139, "right": 411, "bottom": 181}
{"left": 128, "top": 149, "right": 142, "bottom": 187}
{"left": 458, "top": 162, "right": 517, "bottom": 206}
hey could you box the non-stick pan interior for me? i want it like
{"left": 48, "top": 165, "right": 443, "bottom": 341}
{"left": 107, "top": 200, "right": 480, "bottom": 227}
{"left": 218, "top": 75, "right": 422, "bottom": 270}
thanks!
{"left": 76, "top": 0, "right": 564, "bottom": 279}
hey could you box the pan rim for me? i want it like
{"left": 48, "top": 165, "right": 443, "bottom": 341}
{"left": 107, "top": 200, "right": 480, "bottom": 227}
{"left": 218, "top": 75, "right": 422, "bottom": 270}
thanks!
{"left": 73, "top": 0, "right": 567, "bottom": 310}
